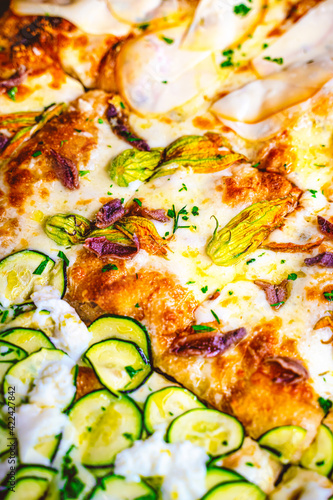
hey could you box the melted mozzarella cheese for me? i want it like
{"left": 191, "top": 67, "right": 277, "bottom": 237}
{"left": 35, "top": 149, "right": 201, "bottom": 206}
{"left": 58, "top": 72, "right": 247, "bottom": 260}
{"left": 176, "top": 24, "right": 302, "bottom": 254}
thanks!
{"left": 182, "top": 0, "right": 262, "bottom": 51}
{"left": 253, "top": 0, "right": 333, "bottom": 77}
{"left": 107, "top": 0, "right": 162, "bottom": 23}
{"left": 270, "top": 466, "right": 333, "bottom": 500}
{"left": 117, "top": 25, "right": 220, "bottom": 115}
{"left": 114, "top": 430, "right": 208, "bottom": 500}
{"left": 211, "top": 59, "right": 333, "bottom": 123}
{"left": 11, "top": 0, "right": 131, "bottom": 36}
{"left": 130, "top": 371, "right": 178, "bottom": 405}
{"left": 31, "top": 286, "right": 92, "bottom": 361}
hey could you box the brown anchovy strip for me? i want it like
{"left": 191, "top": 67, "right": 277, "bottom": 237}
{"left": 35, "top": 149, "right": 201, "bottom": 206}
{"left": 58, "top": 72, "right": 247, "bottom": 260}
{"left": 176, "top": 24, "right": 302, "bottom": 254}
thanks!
{"left": 0, "top": 65, "right": 27, "bottom": 89}
{"left": 84, "top": 235, "right": 139, "bottom": 258}
{"left": 263, "top": 356, "right": 309, "bottom": 384}
{"left": 126, "top": 203, "right": 169, "bottom": 222}
{"left": 318, "top": 215, "right": 333, "bottom": 238}
{"left": 106, "top": 100, "right": 150, "bottom": 152}
{"left": 171, "top": 327, "right": 247, "bottom": 357}
{"left": 50, "top": 149, "right": 79, "bottom": 190}
{"left": 254, "top": 279, "right": 289, "bottom": 309}
{"left": 304, "top": 252, "right": 333, "bottom": 267}
{"left": 0, "top": 134, "right": 9, "bottom": 152}
{"left": 95, "top": 199, "right": 125, "bottom": 228}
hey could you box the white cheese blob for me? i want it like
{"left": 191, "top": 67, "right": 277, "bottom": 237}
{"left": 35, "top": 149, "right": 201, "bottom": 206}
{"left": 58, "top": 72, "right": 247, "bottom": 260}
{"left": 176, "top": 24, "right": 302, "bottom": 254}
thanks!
{"left": 114, "top": 430, "right": 208, "bottom": 500}
{"left": 107, "top": 0, "right": 162, "bottom": 23}
{"left": 31, "top": 286, "right": 91, "bottom": 361}
{"left": 270, "top": 466, "right": 333, "bottom": 499}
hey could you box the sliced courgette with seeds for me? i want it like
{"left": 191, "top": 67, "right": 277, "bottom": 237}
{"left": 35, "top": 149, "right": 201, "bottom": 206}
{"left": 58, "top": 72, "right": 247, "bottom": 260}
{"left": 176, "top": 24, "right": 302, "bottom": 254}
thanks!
{"left": 167, "top": 408, "right": 244, "bottom": 456}
{"left": 68, "top": 389, "right": 142, "bottom": 467}
{"left": 0, "top": 361, "right": 14, "bottom": 393}
{"left": 84, "top": 339, "right": 151, "bottom": 394}
{"left": 300, "top": 424, "right": 333, "bottom": 476}
{"left": 206, "top": 467, "right": 245, "bottom": 491}
{"left": 258, "top": 425, "right": 307, "bottom": 464}
{"left": 0, "top": 310, "right": 54, "bottom": 336}
{"left": 0, "top": 340, "right": 27, "bottom": 362}
{"left": 5, "top": 476, "right": 49, "bottom": 500}
{"left": 3, "top": 348, "right": 76, "bottom": 408}
{"left": 0, "top": 328, "right": 54, "bottom": 354}
{"left": 202, "top": 481, "right": 266, "bottom": 499}
{"left": 0, "top": 250, "right": 54, "bottom": 306}
{"left": 49, "top": 259, "right": 67, "bottom": 299}
{"left": 16, "top": 464, "right": 57, "bottom": 482}
{"left": 88, "top": 315, "right": 151, "bottom": 359}
{"left": 90, "top": 475, "right": 156, "bottom": 500}
{"left": 144, "top": 386, "right": 205, "bottom": 433}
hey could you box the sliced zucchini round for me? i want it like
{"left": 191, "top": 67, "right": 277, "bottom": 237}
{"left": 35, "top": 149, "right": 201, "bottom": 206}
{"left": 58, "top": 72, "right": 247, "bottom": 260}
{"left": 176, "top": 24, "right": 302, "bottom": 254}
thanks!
{"left": 0, "top": 361, "right": 14, "bottom": 397}
{"left": 167, "top": 408, "right": 244, "bottom": 457}
{"left": 16, "top": 464, "right": 57, "bottom": 482}
{"left": 0, "top": 418, "right": 10, "bottom": 457}
{"left": 68, "top": 389, "right": 142, "bottom": 467}
{"left": 49, "top": 259, "right": 67, "bottom": 299}
{"left": 84, "top": 339, "right": 151, "bottom": 394}
{"left": 144, "top": 386, "right": 205, "bottom": 434}
{"left": 258, "top": 425, "right": 307, "bottom": 464}
{"left": 206, "top": 467, "right": 245, "bottom": 491}
{"left": 0, "top": 340, "right": 27, "bottom": 362}
{"left": 0, "top": 250, "right": 55, "bottom": 307}
{"left": 5, "top": 476, "right": 49, "bottom": 500}
{"left": 3, "top": 348, "right": 76, "bottom": 408}
{"left": 300, "top": 424, "right": 333, "bottom": 476}
{"left": 0, "top": 328, "right": 54, "bottom": 354}
{"left": 88, "top": 315, "right": 151, "bottom": 359}
{"left": 202, "top": 481, "right": 266, "bottom": 500}
{"left": 0, "top": 310, "right": 55, "bottom": 337}
{"left": 90, "top": 475, "right": 157, "bottom": 500}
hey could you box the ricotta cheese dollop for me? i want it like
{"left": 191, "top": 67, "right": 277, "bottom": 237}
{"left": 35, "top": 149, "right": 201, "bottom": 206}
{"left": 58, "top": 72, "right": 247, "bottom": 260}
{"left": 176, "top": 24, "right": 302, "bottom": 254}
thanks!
{"left": 114, "top": 430, "right": 208, "bottom": 500}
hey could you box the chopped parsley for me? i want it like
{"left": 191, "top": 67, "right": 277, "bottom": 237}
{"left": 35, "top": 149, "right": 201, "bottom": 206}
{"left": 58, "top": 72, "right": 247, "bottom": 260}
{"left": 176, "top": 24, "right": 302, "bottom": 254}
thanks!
{"left": 98, "top": 118, "right": 104, "bottom": 124}
{"left": 0, "top": 310, "right": 8, "bottom": 324}
{"left": 79, "top": 170, "right": 90, "bottom": 177}
{"left": 7, "top": 86, "right": 18, "bottom": 101}
{"left": 161, "top": 36, "right": 174, "bottom": 44}
{"left": 138, "top": 23, "right": 150, "bottom": 30}
{"left": 125, "top": 366, "right": 143, "bottom": 379}
{"left": 287, "top": 273, "right": 297, "bottom": 281}
{"left": 33, "top": 259, "right": 49, "bottom": 275}
{"left": 60, "top": 446, "right": 85, "bottom": 500}
{"left": 179, "top": 183, "right": 187, "bottom": 192}
{"left": 102, "top": 264, "right": 118, "bottom": 272}
{"left": 58, "top": 251, "right": 69, "bottom": 267}
{"left": 318, "top": 397, "right": 332, "bottom": 414}
{"left": 262, "top": 43, "right": 269, "bottom": 49}
{"left": 270, "top": 301, "right": 284, "bottom": 307}
{"left": 60, "top": 140, "right": 68, "bottom": 147}
{"left": 120, "top": 101, "right": 125, "bottom": 109}
{"left": 309, "top": 189, "right": 317, "bottom": 198}
{"left": 324, "top": 290, "right": 333, "bottom": 301}
{"left": 211, "top": 309, "right": 220, "bottom": 324}
{"left": 162, "top": 80, "right": 168, "bottom": 84}
{"left": 252, "top": 162, "right": 260, "bottom": 168}
{"left": 191, "top": 206, "right": 199, "bottom": 216}
{"left": 133, "top": 198, "right": 142, "bottom": 206}
{"left": 220, "top": 59, "right": 233, "bottom": 68}
{"left": 228, "top": 291, "right": 233, "bottom": 296}
{"left": 246, "top": 258, "right": 256, "bottom": 265}
{"left": 263, "top": 56, "right": 283, "bottom": 65}
{"left": 186, "top": 281, "right": 195, "bottom": 285}
{"left": 123, "top": 432, "right": 134, "bottom": 440}
{"left": 74, "top": 129, "right": 82, "bottom": 133}
{"left": 192, "top": 325, "right": 216, "bottom": 332}
{"left": 233, "top": 3, "right": 251, "bottom": 15}
{"left": 314, "top": 164, "right": 326, "bottom": 168}
{"left": 281, "top": 260, "right": 286, "bottom": 264}
{"left": 316, "top": 460, "right": 325, "bottom": 466}
{"left": 135, "top": 303, "right": 140, "bottom": 308}
{"left": 201, "top": 286, "right": 208, "bottom": 293}
{"left": 246, "top": 462, "right": 254, "bottom": 467}
{"left": 32, "top": 150, "right": 42, "bottom": 157}
{"left": 167, "top": 205, "right": 190, "bottom": 233}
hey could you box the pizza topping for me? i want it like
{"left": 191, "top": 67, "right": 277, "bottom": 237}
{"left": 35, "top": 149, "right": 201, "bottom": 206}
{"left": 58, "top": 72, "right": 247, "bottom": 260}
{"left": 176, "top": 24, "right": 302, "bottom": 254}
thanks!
{"left": 263, "top": 356, "right": 309, "bottom": 385}
{"left": 50, "top": 149, "right": 80, "bottom": 190}
{"left": 126, "top": 203, "right": 169, "bottom": 222}
{"left": 107, "top": 97, "right": 150, "bottom": 151}
{"left": 0, "top": 133, "right": 9, "bottom": 151}
{"left": 0, "top": 65, "right": 27, "bottom": 89}
{"left": 254, "top": 280, "right": 289, "bottom": 310}
{"left": 171, "top": 327, "right": 247, "bottom": 357}
{"left": 206, "top": 193, "right": 300, "bottom": 267}
{"left": 84, "top": 235, "right": 139, "bottom": 259}
{"left": 318, "top": 216, "right": 333, "bottom": 238}
{"left": 115, "top": 216, "right": 168, "bottom": 257}
{"left": 45, "top": 214, "right": 92, "bottom": 246}
{"left": 109, "top": 148, "right": 163, "bottom": 187}
{"left": 304, "top": 252, "right": 333, "bottom": 268}
{"left": 95, "top": 199, "right": 125, "bottom": 228}
{"left": 263, "top": 238, "right": 324, "bottom": 252}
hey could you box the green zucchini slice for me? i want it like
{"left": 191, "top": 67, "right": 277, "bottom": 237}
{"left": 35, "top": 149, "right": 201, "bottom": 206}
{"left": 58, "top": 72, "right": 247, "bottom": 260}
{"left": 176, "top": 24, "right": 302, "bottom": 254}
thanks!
{"left": 84, "top": 339, "right": 151, "bottom": 394}
{"left": 49, "top": 259, "right": 67, "bottom": 299}
{"left": 16, "top": 464, "right": 57, "bottom": 482}
{"left": 206, "top": 467, "right": 245, "bottom": 491}
{"left": 144, "top": 386, "right": 205, "bottom": 433}
{"left": 167, "top": 408, "right": 244, "bottom": 456}
{"left": 68, "top": 389, "right": 142, "bottom": 467}
{"left": 202, "top": 481, "right": 266, "bottom": 499}
{"left": 3, "top": 348, "right": 76, "bottom": 408}
{"left": 0, "top": 250, "right": 54, "bottom": 307}
{"left": 4, "top": 476, "right": 49, "bottom": 500}
{"left": 0, "top": 328, "right": 54, "bottom": 354}
{"left": 0, "top": 340, "right": 27, "bottom": 362}
{"left": 0, "top": 417, "right": 10, "bottom": 457}
{"left": 258, "top": 425, "right": 307, "bottom": 464}
{"left": 88, "top": 315, "right": 151, "bottom": 359}
{"left": 90, "top": 475, "right": 157, "bottom": 500}
{"left": 300, "top": 424, "right": 333, "bottom": 476}
{"left": 0, "top": 361, "right": 14, "bottom": 394}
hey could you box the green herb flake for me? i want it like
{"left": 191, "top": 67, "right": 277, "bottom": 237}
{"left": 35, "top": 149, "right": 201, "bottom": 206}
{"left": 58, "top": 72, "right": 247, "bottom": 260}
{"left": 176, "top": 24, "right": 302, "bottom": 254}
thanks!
{"left": 262, "top": 43, "right": 269, "bottom": 49}
{"left": 161, "top": 36, "right": 174, "bottom": 44}
{"left": 186, "top": 281, "right": 195, "bottom": 285}
{"left": 79, "top": 170, "right": 90, "bottom": 177}
{"left": 281, "top": 260, "right": 286, "bottom": 264}
{"left": 32, "top": 150, "right": 42, "bottom": 157}
{"left": 138, "top": 23, "right": 150, "bottom": 30}
{"left": 252, "top": 162, "right": 260, "bottom": 168}
{"left": 120, "top": 101, "right": 125, "bottom": 109}
{"left": 316, "top": 460, "right": 325, "bottom": 466}
{"left": 168, "top": 205, "right": 190, "bottom": 233}
{"left": 228, "top": 291, "right": 233, "bottom": 296}
{"left": 263, "top": 56, "right": 284, "bottom": 65}
{"left": 7, "top": 86, "right": 18, "bottom": 101}
{"left": 179, "top": 183, "right": 187, "bottom": 192}
{"left": 324, "top": 290, "right": 333, "bottom": 301}
{"left": 133, "top": 198, "right": 142, "bottom": 206}
{"left": 246, "top": 462, "right": 254, "bottom": 467}
{"left": 309, "top": 189, "right": 317, "bottom": 198}
{"left": 125, "top": 366, "right": 143, "bottom": 379}
{"left": 318, "top": 397, "right": 332, "bottom": 414}
{"left": 135, "top": 303, "right": 140, "bottom": 308}
{"left": 33, "top": 259, "right": 49, "bottom": 275}
{"left": 98, "top": 118, "right": 104, "bottom": 124}
{"left": 162, "top": 80, "right": 168, "bottom": 84}
{"left": 191, "top": 206, "right": 199, "bottom": 216}
{"left": 86, "top": 426, "right": 92, "bottom": 432}
{"left": 220, "top": 60, "right": 234, "bottom": 68}
{"left": 201, "top": 286, "right": 208, "bottom": 293}
{"left": 314, "top": 164, "right": 326, "bottom": 167}
{"left": 192, "top": 325, "right": 216, "bottom": 332}
{"left": 0, "top": 311, "right": 8, "bottom": 324}
{"left": 74, "top": 129, "right": 82, "bottom": 133}
{"left": 270, "top": 301, "right": 285, "bottom": 307}
{"left": 233, "top": 3, "right": 251, "bottom": 15}
{"left": 58, "top": 251, "right": 69, "bottom": 267}
{"left": 211, "top": 309, "right": 220, "bottom": 324}
{"left": 102, "top": 264, "right": 118, "bottom": 272}
{"left": 123, "top": 432, "right": 134, "bottom": 440}
{"left": 287, "top": 273, "right": 297, "bottom": 281}
{"left": 246, "top": 258, "right": 256, "bottom": 265}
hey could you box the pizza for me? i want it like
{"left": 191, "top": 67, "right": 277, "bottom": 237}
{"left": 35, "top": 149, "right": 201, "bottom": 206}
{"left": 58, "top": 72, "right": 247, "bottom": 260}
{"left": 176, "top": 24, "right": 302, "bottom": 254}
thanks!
{"left": 0, "top": 0, "right": 333, "bottom": 498}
